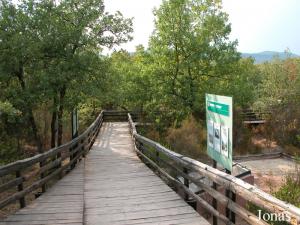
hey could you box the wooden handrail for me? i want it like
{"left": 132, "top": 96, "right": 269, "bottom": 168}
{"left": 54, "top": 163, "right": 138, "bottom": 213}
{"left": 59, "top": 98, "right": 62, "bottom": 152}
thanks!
{"left": 241, "top": 110, "right": 271, "bottom": 122}
{"left": 128, "top": 113, "right": 300, "bottom": 225}
{"left": 0, "top": 111, "right": 104, "bottom": 210}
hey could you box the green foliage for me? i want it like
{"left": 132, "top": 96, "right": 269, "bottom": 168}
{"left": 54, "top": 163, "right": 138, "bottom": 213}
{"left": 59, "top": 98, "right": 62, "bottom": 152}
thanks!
{"left": 220, "top": 58, "right": 261, "bottom": 108}
{"left": 165, "top": 116, "right": 208, "bottom": 160}
{"left": 254, "top": 58, "right": 300, "bottom": 110}
{"left": 253, "top": 58, "right": 300, "bottom": 148}
{"left": 0, "top": 101, "right": 23, "bottom": 164}
{"left": 78, "top": 99, "right": 102, "bottom": 131}
{"left": 1, "top": 0, "right": 299, "bottom": 164}
{"left": 148, "top": 0, "right": 240, "bottom": 118}
{"left": 108, "top": 0, "right": 244, "bottom": 132}
{"left": 0, "top": 0, "right": 133, "bottom": 156}
{"left": 108, "top": 46, "right": 155, "bottom": 111}
{"left": 275, "top": 176, "right": 300, "bottom": 208}
{"left": 274, "top": 158, "right": 300, "bottom": 208}
{"left": 0, "top": 101, "right": 21, "bottom": 120}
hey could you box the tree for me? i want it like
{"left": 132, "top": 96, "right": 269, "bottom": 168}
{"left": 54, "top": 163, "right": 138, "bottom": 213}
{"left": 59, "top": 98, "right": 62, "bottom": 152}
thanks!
{"left": 0, "top": 0, "right": 133, "bottom": 152}
{"left": 148, "top": 0, "right": 240, "bottom": 120}
{"left": 109, "top": 46, "right": 154, "bottom": 111}
{"left": 36, "top": 0, "right": 133, "bottom": 147}
{"left": 0, "top": 0, "right": 45, "bottom": 152}
{"left": 253, "top": 58, "right": 300, "bottom": 147}
{"left": 219, "top": 57, "right": 261, "bottom": 108}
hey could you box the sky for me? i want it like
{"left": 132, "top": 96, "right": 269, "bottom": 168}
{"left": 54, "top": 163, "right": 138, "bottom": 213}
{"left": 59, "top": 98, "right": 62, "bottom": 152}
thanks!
{"left": 104, "top": 0, "right": 300, "bottom": 55}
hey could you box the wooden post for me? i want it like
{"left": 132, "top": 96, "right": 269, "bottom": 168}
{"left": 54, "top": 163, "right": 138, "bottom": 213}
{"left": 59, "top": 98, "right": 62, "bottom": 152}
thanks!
{"left": 39, "top": 161, "right": 46, "bottom": 193}
{"left": 16, "top": 171, "right": 25, "bottom": 208}
{"left": 58, "top": 151, "right": 63, "bottom": 179}
{"left": 139, "top": 142, "right": 144, "bottom": 154}
{"left": 225, "top": 169, "right": 236, "bottom": 223}
{"left": 156, "top": 150, "right": 160, "bottom": 166}
{"left": 70, "top": 146, "right": 75, "bottom": 170}
{"left": 82, "top": 139, "right": 86, "bottom": 158}
{"left": 212, "top": 160, "right": 218, "bottom": 225}
{"left": 84, "top": 133, "right": 89, "bottom": 155}
{"left": 88, "top": 136, "right": 91, "bottom": 150}
{"left": 135, "top": 140, "right": 142, "bottom": 158}
{"left": 183, "top": 167, "right": 189, "bottom": 201}
{"left": 231, "top": 191, "right": 236, "bottom": 223}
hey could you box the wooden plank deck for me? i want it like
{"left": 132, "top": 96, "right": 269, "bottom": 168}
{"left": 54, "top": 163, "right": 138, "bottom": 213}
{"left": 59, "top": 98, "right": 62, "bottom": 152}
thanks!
{"left": 0, "top": 161, "right": 85, "bottom": 225}
{"left": 0, "top": 122, "right": 209, "bottom": 225}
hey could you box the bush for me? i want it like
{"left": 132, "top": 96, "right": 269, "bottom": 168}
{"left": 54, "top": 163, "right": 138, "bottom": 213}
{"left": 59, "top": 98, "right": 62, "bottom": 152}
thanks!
{"left": 274, "top": 157, "right": 300, "bottom": 207}
{"left": 233, "top": 107, "right": 263, "bottom": 155}
{"left": 274, "top": 176, "right": 300, "bottom": 208}
{"left": 165, "top": 115, "right": 208, "bottom": 161}
{"left": 253, "top": 58, "right": 300, "bottom": 151}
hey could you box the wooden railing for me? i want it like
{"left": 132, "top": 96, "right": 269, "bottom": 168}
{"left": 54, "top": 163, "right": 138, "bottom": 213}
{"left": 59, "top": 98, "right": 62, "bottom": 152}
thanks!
{"left": 128, "top": 113, "right": 300, "bottom": 225}
{"left": 103, "top": 110, "right": 130, "bottom": 122}
{"left": 241, "top": 110, "right": 271, "bottom": 124}
{"left": 103, "top": 110, "right": 139, "bottom": 122}
{"left": 0, "top": 111, "right": 103, "bottom": 211}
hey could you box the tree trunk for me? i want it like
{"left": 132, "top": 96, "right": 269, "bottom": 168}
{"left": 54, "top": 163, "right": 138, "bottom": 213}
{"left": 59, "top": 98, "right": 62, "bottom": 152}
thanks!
{"left": 51, "top": 97, "right": 58, "bottom": 148}
{"left": 57, "top": 86, "right": 66, "bottom": 146}
{"left": 187, "top": 66, "right": 195, "bottom": 110}
{"left": 28, "top": 111, "right": 43, "bottom": 153}
{"left": 16, "top": 66, "right": 43, "bottom": 153}
{"left": 43, "top": 107, "right": 49, "bottom": 149}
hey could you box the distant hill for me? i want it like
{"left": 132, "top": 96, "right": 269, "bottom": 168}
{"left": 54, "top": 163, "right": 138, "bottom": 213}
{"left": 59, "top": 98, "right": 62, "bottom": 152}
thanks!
{"left": 241, "top": 51, "right": 299, "bottom": 64}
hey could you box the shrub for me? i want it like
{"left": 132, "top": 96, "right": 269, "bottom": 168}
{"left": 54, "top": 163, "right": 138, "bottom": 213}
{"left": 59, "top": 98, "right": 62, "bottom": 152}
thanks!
{"left": 274, "top": 157, "right": 300, "bottom": 207}
{"left": 233, "top": 107, "right": 263, "bottom": 155}
{"left": 165, "top": 115, "right": 207, "bottom": 161}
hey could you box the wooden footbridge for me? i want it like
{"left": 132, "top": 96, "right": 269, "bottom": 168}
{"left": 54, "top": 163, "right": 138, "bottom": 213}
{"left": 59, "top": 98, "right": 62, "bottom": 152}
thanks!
{"left": 0, "top": 111, "right": 300, "bottom": 225}
{"left": 241, "top": 110, "right": 270, "bottom": 125}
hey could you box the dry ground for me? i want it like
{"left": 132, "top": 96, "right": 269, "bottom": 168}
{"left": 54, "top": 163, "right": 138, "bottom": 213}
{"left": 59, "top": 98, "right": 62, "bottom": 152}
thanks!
{"left": 241, "top": 158, "right": 297, "bottom": 193}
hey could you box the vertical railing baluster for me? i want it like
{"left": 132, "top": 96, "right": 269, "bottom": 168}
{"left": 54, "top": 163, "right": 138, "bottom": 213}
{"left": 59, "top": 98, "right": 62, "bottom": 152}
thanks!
{"left": 81, "top": 139, "right": 86, "bottom": 158}
{"left": 183, "top": 167, "right": 189, "bottom": 201}
{"left": 140, "top": 142, "right": 144, "bottom": 154}
{"left": 69, "top": 146, "right": 74, "bottom": 170}
{"left": 88, "top": 131, "right": 91, "bottom": 150}
{"left": 156, "top": 150, "right": 160, "bottom": 166}
{"left": 83, "top": 136, "right": 88, "bottom": 158}
{"left": 56, "top": 148, "right": 63, "bottom": 178}
{"left": 16, "top": 171, "right": 25, "bottom": 208}
{"left": 212, "top": 160, "right": 218, "bottom": 225}
{"left": 40, "top": 160, "right": 46, "bottom": 193}
{"left": 225, "top": 169, "right": 236, "bottom": 223}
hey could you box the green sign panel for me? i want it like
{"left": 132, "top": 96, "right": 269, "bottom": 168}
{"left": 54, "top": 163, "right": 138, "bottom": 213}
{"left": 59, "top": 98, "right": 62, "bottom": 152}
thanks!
{"left": 206, "top": 94, "right": 233, "bottom": 171}
{"left": 207, "top": 101, "right": 230, "bottom": 116}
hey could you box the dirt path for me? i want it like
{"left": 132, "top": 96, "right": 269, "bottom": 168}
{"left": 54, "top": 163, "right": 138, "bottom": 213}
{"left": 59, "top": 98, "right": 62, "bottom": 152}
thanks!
{"left": 241, "top": 158, "right": 297, "bottom": 193}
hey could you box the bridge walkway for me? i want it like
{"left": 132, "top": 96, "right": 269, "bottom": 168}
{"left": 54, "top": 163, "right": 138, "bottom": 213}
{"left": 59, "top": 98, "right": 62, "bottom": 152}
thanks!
{"left": 0, "top": 160, "right": 85, "bottom": 225}
{"left": 0, "top": 122, "right": 209, "bottom": 225}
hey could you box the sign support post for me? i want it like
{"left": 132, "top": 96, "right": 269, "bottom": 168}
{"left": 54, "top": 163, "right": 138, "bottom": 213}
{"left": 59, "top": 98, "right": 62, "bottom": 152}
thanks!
{"left": 212, "top": 159, "right": 218, "bottom": 225}
{"left": 206, "top": 94, "right": 235, "bottom": 223}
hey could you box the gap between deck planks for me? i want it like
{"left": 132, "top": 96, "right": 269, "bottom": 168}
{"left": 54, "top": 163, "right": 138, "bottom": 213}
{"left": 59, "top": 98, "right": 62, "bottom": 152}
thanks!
{"left": 0, "top": 122, "right": 209, "bottom": 225}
